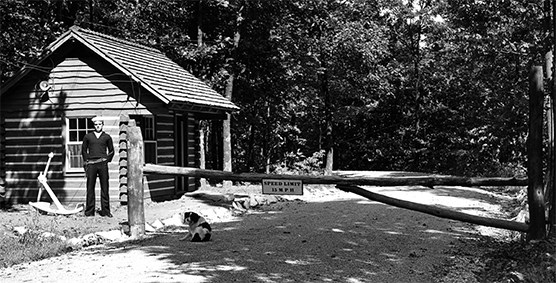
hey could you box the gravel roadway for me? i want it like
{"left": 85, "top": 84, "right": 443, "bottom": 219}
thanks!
{"left": 0, "top": 183, "right": 513, "bottom": 283}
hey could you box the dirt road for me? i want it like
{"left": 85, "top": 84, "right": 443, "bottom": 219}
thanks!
{"left": 0, "top": 183, "right": 514, "bottom": 283}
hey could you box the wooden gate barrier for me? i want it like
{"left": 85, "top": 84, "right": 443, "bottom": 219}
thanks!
{"left": 126, "top": 126, "right": 530, "bottom": 238}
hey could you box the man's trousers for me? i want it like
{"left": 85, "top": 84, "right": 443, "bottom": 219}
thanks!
{"left": 85, "top": 161, "right": 110, "bottom": 216}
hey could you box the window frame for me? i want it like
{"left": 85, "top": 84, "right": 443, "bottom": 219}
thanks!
{"left": 65, "top": 117, "right": 94, "bottom": 173}
{"left": 130, "top": 115, "right": 157, "bottom": 164}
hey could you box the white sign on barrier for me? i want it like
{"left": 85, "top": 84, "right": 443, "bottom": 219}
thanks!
{"left": 262, "top": 179, "right": 303, "bottom": 195}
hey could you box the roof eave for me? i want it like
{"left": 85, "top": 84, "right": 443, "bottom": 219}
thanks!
{"left": 169, "top": 100, "right": 239, "bottom": 113}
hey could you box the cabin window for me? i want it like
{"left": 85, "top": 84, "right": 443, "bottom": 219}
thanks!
{"left": 66, "top": 117, "right": 94, "bottom": 171}
{"left": 131, "top": 115, "right": 157, "bottom": 164}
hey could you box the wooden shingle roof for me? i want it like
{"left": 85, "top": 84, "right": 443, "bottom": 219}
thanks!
{"left": 4, "top": 26, "right": 239, "bottom": 112}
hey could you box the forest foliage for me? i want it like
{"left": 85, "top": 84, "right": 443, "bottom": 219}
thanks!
{"left": 0, "top": 0, "right": 547, "bottom": 176}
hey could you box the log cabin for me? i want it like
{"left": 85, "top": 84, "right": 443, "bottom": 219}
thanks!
{"left": 0, "top": 26, "right": 238, "bottom": 205}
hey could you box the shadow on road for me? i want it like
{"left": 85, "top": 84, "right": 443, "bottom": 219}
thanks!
{"left": 104, "top": 198, "right": 484, "bottom": 283}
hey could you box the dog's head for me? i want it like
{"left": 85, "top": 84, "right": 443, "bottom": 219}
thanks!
{"left": 182, "top": 211, "right": 200, "bottom": 225}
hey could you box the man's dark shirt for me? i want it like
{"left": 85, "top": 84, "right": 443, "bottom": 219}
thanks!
{"left": 82, "top": 132, "right": 114, "bottom": 162}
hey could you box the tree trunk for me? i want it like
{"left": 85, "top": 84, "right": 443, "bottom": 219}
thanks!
{"left": 528, "top": 66, "right": 547, "bottom": 240}
{"left": 265, "top": 102, "right": 271, "bottom": 174}
{"left": 325, "top": 147, "right": 333, "bottom": 175}
{"left": 321, "top": 46, "right": 333, "bottom": 175}
{"left": 89, "top": 0, "right": 94, "bottom": 23}
{"left": 197, "top": 0, "right": 203, "bottom": 47}
{"left": 197, "top": 0, "right": 208, "bottom": 187}
{"left": 222, "top": 4, "right": 243, "bottom": 188}
{"left": 223, "top": 78, "right": 233, "bottom": 189}
{"left": 246, "top": 124, "right": 255, "bottom": 172}
{"left": 199, "top": 121, "right": 207, "bottom": 187}
{"left": 549, "top": 0, "right": 556, "bottom": 236}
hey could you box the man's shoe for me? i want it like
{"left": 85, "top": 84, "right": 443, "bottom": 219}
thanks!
{"left": 99, "top": 211, "right": 113, "bottom": 218}
{"left": 84, "top": 212, "right": 94, "bottom": 217}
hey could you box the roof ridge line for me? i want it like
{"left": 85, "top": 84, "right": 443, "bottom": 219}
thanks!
{"left": 70, "top": 25, "right": 162, "bottom": 53}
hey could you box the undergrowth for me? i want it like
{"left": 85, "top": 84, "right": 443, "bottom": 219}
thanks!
{"left": 0, "top": 213, "right": 75, "bottom": 268}
{"left": 435, "top": 234, "right": 556, "bottom": 283}
{"left": 476, "top": 236, "right": 556, "bottom": 283}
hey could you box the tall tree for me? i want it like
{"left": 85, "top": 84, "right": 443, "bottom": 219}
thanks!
{"left": 222, "top": 1, "right": 244, "bottom": 188}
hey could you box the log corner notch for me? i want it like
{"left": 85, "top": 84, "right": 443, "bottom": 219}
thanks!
{"left": 118, "top": 114, "right": 130, "bottom": 204}
{"left": 126, "top": 122, "right": 146, "bottom": 239}
{"left": 528, "top": 66, "right": 547, "bottom": 239}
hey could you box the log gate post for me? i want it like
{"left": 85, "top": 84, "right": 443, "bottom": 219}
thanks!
{"left": 544, "top": 50, "right": 556, "bottom": 236}
{"left": 127, "top": 122, "right": 145, "bottom": 239}
{"left": 528, "top": 66, "right": 547, "bottom": 239}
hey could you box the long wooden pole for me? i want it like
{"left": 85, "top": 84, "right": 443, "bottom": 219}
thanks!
{"left": 140, "top": 165, "right": 529, "bottom": 232}
{"left": 528, "top": 66, "right": 547, "bottom": 239}
{"left": 336, "top": 185, "right": 529, "bottom": 232}
{"left": 143, "top": 164, "right": 527, "bottom": 187}
{"left": 127, "top": 124, "right": 145, "bottom": 239}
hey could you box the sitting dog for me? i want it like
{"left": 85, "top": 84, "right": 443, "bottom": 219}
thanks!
{"left": 179, "top": 211, "right": 212, "bottom": 242}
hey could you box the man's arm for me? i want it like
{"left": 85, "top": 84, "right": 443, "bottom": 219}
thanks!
{"left": 82, "top": 134, "right": 90, "bottom": 171}
{"left": 106, "top": 135, "right": 115, "bottom": 162}
{"left": 82, "top": 134, "right": 90, "bottom": 161}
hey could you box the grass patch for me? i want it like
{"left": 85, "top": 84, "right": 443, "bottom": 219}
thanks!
{"left": 0, "top": 212, "right": 78, "bottom": 268}
{"left": 0, "top": 231, "right": 70, "bottom": 268}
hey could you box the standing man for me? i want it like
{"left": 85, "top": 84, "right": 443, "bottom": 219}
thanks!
{"left": 82, "top": 116, "right": 114, "bottom": 217}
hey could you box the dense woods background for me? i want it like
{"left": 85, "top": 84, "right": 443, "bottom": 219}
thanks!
{"left": 0, "top": 0, "right": 547, "bottom": 177}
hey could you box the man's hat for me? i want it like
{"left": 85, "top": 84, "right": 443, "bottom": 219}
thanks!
{"left": 91, "top": 116, "right": 104, "bottom": 123}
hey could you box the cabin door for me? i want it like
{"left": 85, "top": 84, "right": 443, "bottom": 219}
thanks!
{"left": 175, "top": 114, "right": 188, "bottom": 194}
